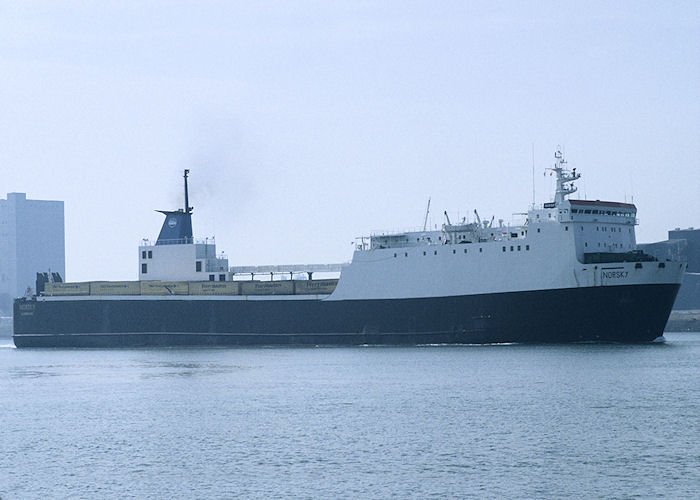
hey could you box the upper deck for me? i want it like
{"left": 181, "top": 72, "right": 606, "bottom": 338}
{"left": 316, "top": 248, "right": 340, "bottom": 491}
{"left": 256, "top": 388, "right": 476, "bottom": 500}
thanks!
{"left": 362, "top": 149, "right": 641, "bottom": 261}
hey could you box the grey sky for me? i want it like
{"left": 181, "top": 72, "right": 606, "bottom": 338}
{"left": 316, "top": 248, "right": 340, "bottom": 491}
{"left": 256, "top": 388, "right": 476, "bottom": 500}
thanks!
{"left": 1, "top": 1, "right": 698, "bottom": 281}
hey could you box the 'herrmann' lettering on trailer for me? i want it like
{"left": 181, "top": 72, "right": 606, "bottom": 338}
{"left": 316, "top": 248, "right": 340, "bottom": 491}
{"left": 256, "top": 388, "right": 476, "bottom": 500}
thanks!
{"left": 602, "top": 271, "right": 628, "bottom": 279}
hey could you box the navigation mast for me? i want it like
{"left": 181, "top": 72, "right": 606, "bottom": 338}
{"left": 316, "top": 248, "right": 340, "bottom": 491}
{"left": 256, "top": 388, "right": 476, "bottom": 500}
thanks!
{"left": 549, "top": 148, "right": 580, "bottom": 205}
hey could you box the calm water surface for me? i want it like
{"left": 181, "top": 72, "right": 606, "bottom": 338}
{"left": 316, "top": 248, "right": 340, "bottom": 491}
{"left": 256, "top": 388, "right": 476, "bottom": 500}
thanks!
{"left": 1, "top": 333, "right": 699, "bottom": 499}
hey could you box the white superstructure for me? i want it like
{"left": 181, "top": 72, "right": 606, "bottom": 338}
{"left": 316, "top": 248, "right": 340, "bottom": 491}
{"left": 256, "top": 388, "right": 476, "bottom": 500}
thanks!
{"left": 330, "top": 149, "right": 680, "bottom": 300}
{"left": 138, "top": 238, "right": 229, "bottom": 282}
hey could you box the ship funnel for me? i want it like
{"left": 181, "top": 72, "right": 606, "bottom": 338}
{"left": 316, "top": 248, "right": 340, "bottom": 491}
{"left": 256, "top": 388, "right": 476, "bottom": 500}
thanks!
{"left": 155, "top": 170, "right": 194, "bottom": 245}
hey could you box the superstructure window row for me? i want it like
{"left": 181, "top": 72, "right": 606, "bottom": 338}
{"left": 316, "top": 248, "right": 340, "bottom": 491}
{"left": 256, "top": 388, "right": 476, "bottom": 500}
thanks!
{"left": 571, "top": 208, "right": 633, "bottom": 217}
{"left": 393, "top": 245, "right": 528, "bottom": 258}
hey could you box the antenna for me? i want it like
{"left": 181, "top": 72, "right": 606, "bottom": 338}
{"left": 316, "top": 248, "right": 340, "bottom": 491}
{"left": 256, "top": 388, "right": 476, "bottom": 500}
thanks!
{"left": 531, "top": 142, "right": 536, "bottom": 207}
{"left": 422, "top": 197, "right": 431, "bottom": 231}
{"left": 184, "top": 169, "right": 192, "bottom": 214}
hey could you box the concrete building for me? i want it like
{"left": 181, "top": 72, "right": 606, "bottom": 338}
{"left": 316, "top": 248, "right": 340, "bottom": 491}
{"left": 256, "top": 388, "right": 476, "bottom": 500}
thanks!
{"left": 0, "top": 193, "right": 65, "bottom": 315}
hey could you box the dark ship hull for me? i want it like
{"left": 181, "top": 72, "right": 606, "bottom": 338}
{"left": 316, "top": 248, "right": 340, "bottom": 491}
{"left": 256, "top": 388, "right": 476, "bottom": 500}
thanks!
{"left": 13, "top": 283, "right": 680, "bottom": 347}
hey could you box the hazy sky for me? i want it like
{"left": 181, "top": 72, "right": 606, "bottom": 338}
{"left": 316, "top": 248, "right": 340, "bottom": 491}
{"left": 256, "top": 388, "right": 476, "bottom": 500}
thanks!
{"left": 1, "top": 1, "right": 698, "bottom": 282}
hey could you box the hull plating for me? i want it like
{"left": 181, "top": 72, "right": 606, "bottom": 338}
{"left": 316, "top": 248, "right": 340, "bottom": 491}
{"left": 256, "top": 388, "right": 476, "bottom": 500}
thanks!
{"left": 13, "top": 283, "right": 679, "bottom": 347}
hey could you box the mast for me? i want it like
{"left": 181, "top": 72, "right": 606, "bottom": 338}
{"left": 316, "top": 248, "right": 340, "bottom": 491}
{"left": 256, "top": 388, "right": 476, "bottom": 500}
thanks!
{"left": 422, "top": 197, "right": 431, "bottom": 231}
{"left": 184, "top": 169, "right": 192, "bottom": 214}
{"left": 531, "top": 142, "right": 536, "bottom": 207}
{"left": 550, "top": 148, "right": 580, "bottom": 205}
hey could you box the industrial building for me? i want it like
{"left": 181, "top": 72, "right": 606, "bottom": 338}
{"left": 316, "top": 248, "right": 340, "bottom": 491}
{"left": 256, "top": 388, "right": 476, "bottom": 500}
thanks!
{"left": 640, "top": 227, "right": 700, "bottom": 310}
{"left": 0, "top": 192, "right": 65, "bottom": 315}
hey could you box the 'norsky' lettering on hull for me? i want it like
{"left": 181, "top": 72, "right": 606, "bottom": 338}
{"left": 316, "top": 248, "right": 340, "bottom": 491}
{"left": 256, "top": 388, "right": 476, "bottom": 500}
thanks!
{"left": 602, "top": 271, "right": 629, "bottom": 280}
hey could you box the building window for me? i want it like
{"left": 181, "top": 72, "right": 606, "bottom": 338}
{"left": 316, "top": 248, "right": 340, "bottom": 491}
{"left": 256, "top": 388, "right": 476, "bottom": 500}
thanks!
{"left": 405, "top": 252, "right": 408, "bottom": 257}
{"left": 196, "top": 261, "right": 202, "bottom": 272}
{"left": 219, "top": 274, "right": 226, "bottom": 281}
{"left": 209, "top": 274, "right": 215, "bottom": 281}
{"left": 141, "top": 263, "right": 147, "bottom": 274}
{"left": 393, "top": 253, "right": 397, "bottom": 258}
{"left": 565, "top": 226, "right": 569, "bottom": 231}
{"left": 537, "top": 228, "right": 540, "bottom": 233}
{"left": 434, "top": 250, "right": 437, "bottom": 255}
{"left": 526, "top": 245, "right": 530, "bottom": 251}
{"left": 517, "top": 245, "right": 521, "bottom": 251}
{"left": 423, "top": 251, "right": 426, "bottom": 256}
{"left": 453, "top": 249, "right": 456, "bottom": 254}
{"left": 502, "top": 246, "right": 506, "bottom": 252}
{"left": 148, "top": 250, "right": 152, "bottom": 258}
{"left": 510, "top": 246, "right": 514, "bottom": 251}
{"left": 479, "top": 248, "right": 482, "bottom": 253}
{"left": 141, "top": 250, "right": 146, "bottom": 259}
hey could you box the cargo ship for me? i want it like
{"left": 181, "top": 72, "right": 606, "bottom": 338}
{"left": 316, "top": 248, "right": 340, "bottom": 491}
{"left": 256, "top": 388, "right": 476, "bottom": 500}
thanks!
{"left": 13, "top": 151, "right": 685, "bottom": 347}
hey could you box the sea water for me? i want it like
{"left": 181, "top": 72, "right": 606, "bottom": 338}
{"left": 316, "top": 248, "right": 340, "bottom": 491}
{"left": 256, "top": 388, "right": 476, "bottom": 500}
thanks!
{"left": 1, "top": 333, "right": 699, "bottom": 499}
